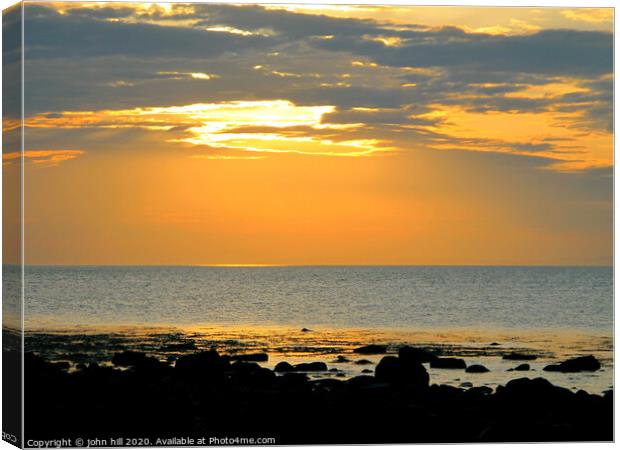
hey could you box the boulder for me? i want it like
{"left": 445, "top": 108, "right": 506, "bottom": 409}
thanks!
{"left": 465, "top": 364, "right": 490, "bottom": 373}
{"left": 274, "top": 361, "right": 295, "bottom": 373}
{"left": 543, "top": 355, "right": 601, "bottom": 373}
{"left": 333, "top": 355, "right": 350, "bottom": 363}
{"left": 375, "top": 356, "right": 429, "bottom": 389}
{"left": 354, "top": 359, "right": 373, "bottom": 365}
{"left": 112, "top": 351, "right": 167, "bottom": 372}
{"left": 430, "top": 357, "right": 467, "bottom": 369}
{"left": 353, "top": 344, "right": 387, "bottom": 354}
{"left": 175, "top": 350, "right": 229, "bottom": 380}
{"left": 346, "top": 375, "right": 379, "bottom": 389}
{"left": 511, "top": 363, "right": 530, "bottom": 371}
{"left": 230, "top": 362, "right": 275, "bottom": 386}
{"left": 112, "top": 351, "right": 152, "bottom": 367}
{"left": 495, "top": 377, "right": 574, "bottom": 407}
{"left": 294, "top": 362, "right": 328, "bottom": 372}
{"left": 398, "top": 346, "right": 437, "bottom": 363}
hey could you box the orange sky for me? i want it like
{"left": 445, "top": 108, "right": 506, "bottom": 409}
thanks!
{"left": 3, "top": 3, "right": 613, "bottom": 265}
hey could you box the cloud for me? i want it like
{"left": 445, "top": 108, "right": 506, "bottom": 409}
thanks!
{"left": 19, "top": 4, "right": 612, "bottom": 172}
{"left": 3, "top": 149, "right": 86, "bottom": 167}
{"left": 23, "top": 101, "right": 394, "bottom": 158}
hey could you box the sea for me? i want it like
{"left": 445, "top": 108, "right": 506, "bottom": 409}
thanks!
{"left": 5, "top": 265, "right": 614, "bottom": 393}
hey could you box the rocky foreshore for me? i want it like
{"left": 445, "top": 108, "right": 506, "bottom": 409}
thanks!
{"left": 19, "top": 347, "right": 612, "bottom": 444}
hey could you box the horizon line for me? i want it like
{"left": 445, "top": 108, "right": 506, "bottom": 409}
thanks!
{"left": 8, "top": 263, "right": 614, "bottom": 268}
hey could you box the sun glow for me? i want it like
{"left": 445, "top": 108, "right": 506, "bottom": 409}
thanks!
{"left": 25, "top": 101, "right": 392, "bottom": 158}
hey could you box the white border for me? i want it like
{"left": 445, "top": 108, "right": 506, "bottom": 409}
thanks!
{"left": 0, "top": 1, "right": 616, "bottom": 450}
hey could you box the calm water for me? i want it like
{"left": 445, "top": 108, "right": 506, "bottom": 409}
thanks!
{"left": 22, "top": 265, "right": 612, "bottom": 331}
{"left": 10, "top": 265, "right": 613, "bottom": 393}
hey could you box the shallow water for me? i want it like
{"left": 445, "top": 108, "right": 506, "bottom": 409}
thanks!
{"left": 15, "top": 265, "right": 614, "bottom": 394}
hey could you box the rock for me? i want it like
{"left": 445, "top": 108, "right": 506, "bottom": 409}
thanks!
{"left": 277, "top": 372, "right": 310, "bottom": 390}
{"left": 274, "top": 361, "right": 295, "bottom": 373}
{"left": 353, "top": 344, "right": 387, "bottom": 354}
{"left": 496, "top": 377, "right": 574, "bottom": 405}
{"left": 543, "top": 355, "right": 601, "bottom": 373}
{"left": 230, "top": 362, "right": 275, "bottom": 386}
{"left": 460, "top": 382, "right": 473, "bottom": 388}
{"left": 430, "top": 357, "right": 466, "bottom": 369}
{"left": 301, "top": 328, "right": 311, "bottom": 332}
{"left": 230, "top": 353, "right": 269, "bottom": 362}
{"left": 512, "top": 363, "right": 530, "bottom": 371}
{"left": 375, "top": 356, "right": 429, "bottom": 388}
{"left": 346, "top": 375, "right": 378, "bottom": 389}
{"left": 490, "top": 342, "right": 500, "bottom": 346}
{"left": 112, "top": 351, "right": 167, "bottom": 372}
{"left": 311, "top": 378, "right": 344, "bottom": 392}
{"left": 354, "top": 359, "right": 373, "bottom": 365}
{"left": 361, "top": 369, "right": 373, "bottom": 374}
{"left": 333, "top": 355, "right": 350, "bottom": 363}
{"left": 328, "top": 368, "right": 339, "bottom": 372}
{"left": 175, "top": 350, "right": 229, "bottom": 380}
{"left": 465, "top": 386, "right": 493, "bottom": 397}
{"left": 429, "top": 384, "right": 464, "bottom": 400}
{"left": 465, "top": 364, "right": 490, "bottom": 373}
{"left": 112, "top": 351, "right": 151, "bottom": 367}
{"left": 502, "top": 353, "right": 537, "bottom": 361}
{"left": 294, "top": 362, "right": 328, "bottom": 372}
{"left": 398, "top": 346, "right": 437, "bottom": 363}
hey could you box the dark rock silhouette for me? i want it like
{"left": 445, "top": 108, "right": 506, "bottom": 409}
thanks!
{"left": 398, "top": 346, "right": 438, "bottom": 363}
{"left": 353, "top": 344, "right": 387, "bottom": 354}
{"left": 294, "top": 362, "right": 328, "bottom": 372}
{"left": 543, "top": 355, "right": 601, "bottom": 373}
{"left": 509, "top": 363, "right": 531, "bottom": 371}
{"left": 332, "top": 355, "right": 350, "bottom": 363}
{"left": 375, "top": 356, "right": 429, "bottom": 388}
{"left": 175, "top": 350, "right": 229, "bottom": 381}
{"left": 24, "top": 350, "right": 612, "bottom": 444}
{"left": 430, "top": 357, "right": 467, "bottom": 369}
{"left": 355, "top": 359, "right": 373, "bottom": 365}
{"left": 274, "top": 361, "right": 295, "bottom": 372}
{"left": 465, "top": 364, "right": 490, "bottom": 373}
{"left": 274, "top": 361, "right": 327, "bottom": 372}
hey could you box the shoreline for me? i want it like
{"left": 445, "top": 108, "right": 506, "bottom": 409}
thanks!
{"left": 11, "top": 324, "right": 613, "bottom": 395}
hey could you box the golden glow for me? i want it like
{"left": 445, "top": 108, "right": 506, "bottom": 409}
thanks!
{"left": 3, "top": 150, "right": 86, "bottom": 167}
{"left": 26, "top": 101, "right": 392, "bottom": 158}
{"left": 364, "top": 35, "right": 405, "bottom": 47}
{"left": 14, "top": 3, "right": 612, "bottom": 266}
{"left": 561, "top": 8, "right": 613, "bottom": 24}
{"left": 419, "top": 104, "right": 612, "bottom": 171}
{"left": 158, "top": 71, "right": 218, "bottom": 80}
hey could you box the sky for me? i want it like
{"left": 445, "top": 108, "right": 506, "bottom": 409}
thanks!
{"left": 2, "top": 2, "right": 614, "bottom": 266}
